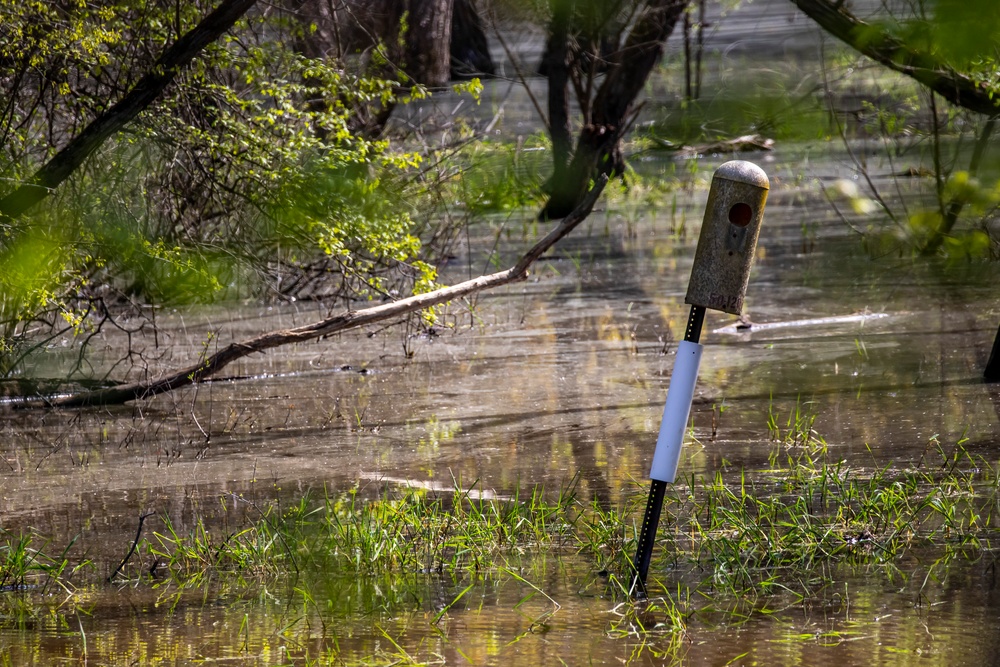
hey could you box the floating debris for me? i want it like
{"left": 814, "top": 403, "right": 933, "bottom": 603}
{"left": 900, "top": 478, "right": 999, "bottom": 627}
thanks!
{"left": 714, "top": 312, "right": 889, "bottom": 335}
{"left": 358, "top": 473, "right": 507, "bottom": 500}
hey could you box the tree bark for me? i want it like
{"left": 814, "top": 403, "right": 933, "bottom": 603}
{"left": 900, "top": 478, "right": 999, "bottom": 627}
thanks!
{"left": 33, "top": 176, "right": 607, "bottom": 408}
{"left": 545, "top": 0, "right": 574, "bottom": 196}
{"left": 790, "top": 0, "right": 1000, "bottom": 117}
{"left": 542, "top": 0, "right": 688, "bottom": 220}
{"left": 0, "top": 0, "right": 259, "bottom": 227}
{"left": 986, "top": 325, "right": 1000, "bottom": 382}
{"left": 406, "top": 0, "right": 455, "bottom": 87}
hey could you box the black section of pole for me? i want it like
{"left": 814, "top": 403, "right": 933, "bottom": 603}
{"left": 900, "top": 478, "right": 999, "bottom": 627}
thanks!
{"left": 986, "top": 325, "right": 1000, "bottom": 382}
{"left": 631, "top": 305, "right": 706, "bottom": 597}
{"left": 684, "top": 306, "right": 705, "bottom": 344}
{"left": 631, "top": 478, "right": 666, "bottom": 596}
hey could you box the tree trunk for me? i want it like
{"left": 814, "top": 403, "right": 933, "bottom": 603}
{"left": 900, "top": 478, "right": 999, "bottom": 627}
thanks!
{"left": 300, "top": 0, "right": 455, "bottom": 136}
{"left": 451, "top": 0, "right": 495, "bottom": 79}
{"left": 0, "top": 0, "right": 259, "bottom": 228}
{"left": 545, "top": 0, "right": 574, "bottom": 196}
{"left": 406, "top": 0, "right": 455, "bottom": 87}
{"left": 986, "top": 325, "right": 1000, "bottom": 382}
{"left": 542, "top": 0, "right": 688, "bottom": 220}
{"left": 302, "top": 0, "right": 454, "bottom": 87}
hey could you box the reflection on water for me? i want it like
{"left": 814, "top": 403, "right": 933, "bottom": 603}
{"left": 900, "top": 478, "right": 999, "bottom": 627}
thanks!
{"left": 3, "top": 168, "right": 1000, "bottom": 663}
{"left": 4, "top": 552, "right": 1000, "bottom": 665}
{"left": 4, "top": 5, "right": 1000, "bottom": 665}
{"left": 4, "top": 160, "right": 999, "bottom": 662}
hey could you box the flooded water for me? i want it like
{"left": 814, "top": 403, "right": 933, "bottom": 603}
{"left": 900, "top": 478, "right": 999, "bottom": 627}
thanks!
{"left": 4, "top": 1, "right": 1000, "bottom": 664}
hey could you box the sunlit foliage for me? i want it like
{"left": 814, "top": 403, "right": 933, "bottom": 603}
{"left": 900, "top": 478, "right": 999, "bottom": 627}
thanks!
{"left": 0, "top": 0, "right": 442, "bottom": 375}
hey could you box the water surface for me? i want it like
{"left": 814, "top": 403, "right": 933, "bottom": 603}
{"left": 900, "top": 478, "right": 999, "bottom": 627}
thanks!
{"left": 3, "top": 2, "right": 1000, "bottom": 663}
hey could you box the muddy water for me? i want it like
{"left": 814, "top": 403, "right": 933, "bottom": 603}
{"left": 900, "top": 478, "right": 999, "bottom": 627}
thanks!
{"left": 3, "top": 148, "right": 999, "bottom": 664}
{"left": 5, "top": 7, "right": 1000, "bottom": 667}
{"left": 10, "top": 174, "right": 994, "bottom": 526}
{"left": 7, "top": 556, "right": 1000, "bottom": 666}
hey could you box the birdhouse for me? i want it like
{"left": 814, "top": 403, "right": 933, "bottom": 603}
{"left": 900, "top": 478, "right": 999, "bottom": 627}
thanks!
{"left": 684, "top": 161, "right": 769, "bottom": 315}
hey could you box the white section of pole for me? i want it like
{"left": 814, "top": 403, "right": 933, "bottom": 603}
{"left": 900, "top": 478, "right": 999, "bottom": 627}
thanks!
{"left": 649, "top": 340, "right": 703, "bottom": 483}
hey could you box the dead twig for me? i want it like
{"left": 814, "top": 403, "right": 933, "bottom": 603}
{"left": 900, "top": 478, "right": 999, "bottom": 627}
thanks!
{"left": 108, "top": 511, "right": 155, "bottom": 582}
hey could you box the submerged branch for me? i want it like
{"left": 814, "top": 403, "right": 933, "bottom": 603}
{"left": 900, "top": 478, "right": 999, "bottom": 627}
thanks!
{"left": 39, "top": 177, "right": 607, "bottom": 408}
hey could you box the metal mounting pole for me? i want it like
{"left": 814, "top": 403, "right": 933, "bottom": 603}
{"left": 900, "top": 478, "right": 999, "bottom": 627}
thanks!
{"left": 986, "top": 325, "right": 1000, "bottom": 382}
{"left": 631, "top": 305, "right": 705, "bottom": 597}
{"left": 627, "top": 160, "right": 768, "bottom": 598}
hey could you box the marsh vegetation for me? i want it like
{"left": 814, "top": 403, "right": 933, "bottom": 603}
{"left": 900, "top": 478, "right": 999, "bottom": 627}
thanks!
{"left": 5, "top": 405, "right": 1000, "bottom": 664}
{"left": 3, "top": 0, "right": 1000, "bottom": 664}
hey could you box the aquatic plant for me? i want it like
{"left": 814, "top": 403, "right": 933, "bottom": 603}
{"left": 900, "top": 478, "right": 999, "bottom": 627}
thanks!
{"left": 0, "top": 530, "right": 87, "bottom": 594}
{"left": 647, "top": 431, "right": 1000, "bottom": 600}
{"left": 125, "top": 422, "right": 1000, "bottom": 615}
{"left": 146, "top": 497, "right": 297, "bottom": 580}
{"left": 5, "top": 408, "right": 1000, "bottom": 662}
{"left": 297, "top": 481, "right": 584, "bottom": 575}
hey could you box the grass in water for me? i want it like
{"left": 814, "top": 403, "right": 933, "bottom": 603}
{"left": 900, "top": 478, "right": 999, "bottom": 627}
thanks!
{"left": 133, "top": 428, "right": 1000, "bottom": 605}
{"left": 4, "top": 408, "right": 1000, "bottom": 647}
{"left": 0, "top": 529, "right": 89, "bottom": 593}
{"left": 300, "top": 482, "right": 582, "bottom": 574}
{"left": 644, "top": 429, "right": 1000, "bottom": 602}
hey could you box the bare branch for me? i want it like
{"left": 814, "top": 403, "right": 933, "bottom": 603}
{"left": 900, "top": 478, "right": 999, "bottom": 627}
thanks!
{"left": 37, "top": 176, "right": 608, "bottom": 409}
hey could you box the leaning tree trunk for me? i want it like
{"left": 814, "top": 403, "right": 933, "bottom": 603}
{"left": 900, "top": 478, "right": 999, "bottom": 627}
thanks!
{"left": 0, "top": 0, "right": 259, "bottom": 228}
{"left": 542, "top": 0, "right": 688, "bottom": 220}
{"left": 789, "top": 0, "right": 1000, "bottom": 255}
{"left": 790, "top": 0, "right": 1000, "bottom": 117}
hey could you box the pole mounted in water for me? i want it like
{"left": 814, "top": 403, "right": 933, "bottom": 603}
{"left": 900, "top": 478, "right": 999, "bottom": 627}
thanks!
{"left": 631, "top": 160, "right": 769, "bottom": 596}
